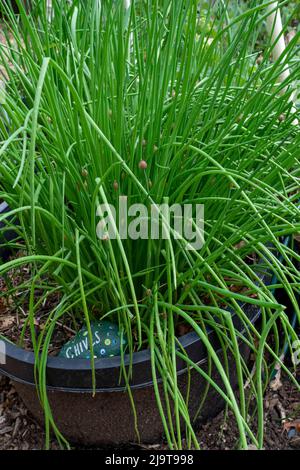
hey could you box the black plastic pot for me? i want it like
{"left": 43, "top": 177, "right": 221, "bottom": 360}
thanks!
{"left": 0, "top": 201, "right": 270, "bottom": 445}
{"left": 0, "top": 304, "right": 263, "bottom": 445}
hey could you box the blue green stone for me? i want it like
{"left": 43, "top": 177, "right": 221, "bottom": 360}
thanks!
{"left": 59, "top": 320, "right": 127, "bottom": 359}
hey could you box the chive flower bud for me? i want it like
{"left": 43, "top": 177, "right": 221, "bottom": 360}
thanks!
{"left": 139, "top": 160, "right": 148, "bottom": 170}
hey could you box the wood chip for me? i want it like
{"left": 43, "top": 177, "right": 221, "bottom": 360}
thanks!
{"left": 0, "top": 426, "right": 13, "bottom": 435}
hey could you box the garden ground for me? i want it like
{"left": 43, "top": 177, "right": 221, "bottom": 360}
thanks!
{"left": 0, "top": 369, "right": 299, "bottom": 450}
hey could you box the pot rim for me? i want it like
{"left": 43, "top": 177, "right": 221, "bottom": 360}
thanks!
{"left": 0, "top": 201, "right": 9, "bottom": 213}
{"left": 0, "top": 202, "right": 10, "bottom": 230}
{"left": 0, "top": 202, "right": 269, "bottom": 392}
{"left": 0, "top": 303, "right": 262, "bottom": 392}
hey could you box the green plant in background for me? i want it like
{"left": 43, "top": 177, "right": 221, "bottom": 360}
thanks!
{"left": 0, "top": 0, "right": 299, "bottom": 449}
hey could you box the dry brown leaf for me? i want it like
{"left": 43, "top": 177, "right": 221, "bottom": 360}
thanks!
{"left": 286, "top": 30, "right": 297, "bottom": 45}
{"left": 233, "top": 240, "right": 246, "bottom": 250}
{"left": 270, "top": 372, "right": 283, "bottom": 392}
{"left": 0, "top": 313, "right": 15, "bottom": 329}
{"left": 283, "top": 420, "right": 300, "bottom": 433}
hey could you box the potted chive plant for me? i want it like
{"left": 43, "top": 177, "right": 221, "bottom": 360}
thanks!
{"left": 0, "top": 0, "right": 299, "bottom": 449}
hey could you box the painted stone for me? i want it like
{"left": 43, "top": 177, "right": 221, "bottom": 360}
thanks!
{"left": 59, "top": 320, "right": 127, "bottom": 359}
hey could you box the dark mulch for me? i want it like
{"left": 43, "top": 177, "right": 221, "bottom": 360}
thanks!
{"left": 0, "top": 375, "right": 58, "bottom": 450}
{"left": 197, "top": 369, "right": 300, "bottom": 450}
{"left": 0, "top": 368, "right": 299, "bottom": 450}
